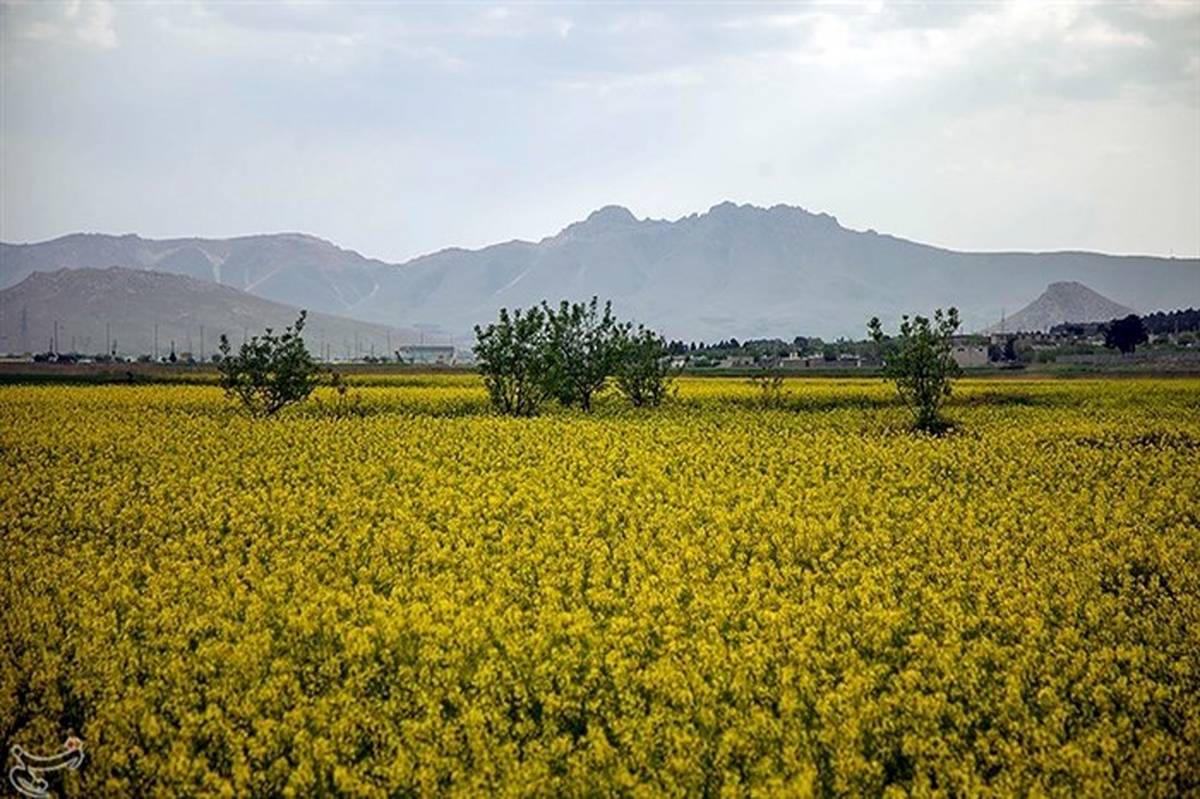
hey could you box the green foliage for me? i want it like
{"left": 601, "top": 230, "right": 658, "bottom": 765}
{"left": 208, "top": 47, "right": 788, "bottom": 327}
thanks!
{"left": 1104, "top": 314, "right": 1149, "bottom": 355}
{"left": 614, "top": 325, "right": 675, "bottom": 407}
{"left": 475, "top": 299, "right": 677, "bottom": 414}
{"left": 473, "top": 306, "right": 553, "bottom": 416}
{"left": 868, "top": 307, "right": 962, "bottom": 433}
{"left": 541, "top": 297, "right": 625, "bottom": 411}
{"left": 216, "top": 311, "right": 320, "bottom": 416}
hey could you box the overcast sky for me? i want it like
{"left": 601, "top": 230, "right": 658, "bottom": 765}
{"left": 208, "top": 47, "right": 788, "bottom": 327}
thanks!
{"left": 2, "top": 1, "right": 1198, "bottom": 262}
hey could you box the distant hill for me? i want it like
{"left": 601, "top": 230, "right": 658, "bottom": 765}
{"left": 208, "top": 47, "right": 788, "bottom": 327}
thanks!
{"left": 980, "top": 282, "right": 1136, "bottom": 334}
{"left": 0, "top": 232, "right": 388, "bottom": 314}
{"left": 4, "top": 204, "right": 1198, "bottom": 339}
{"left": 0, "top": 267, "right": 417, "bottom": 358}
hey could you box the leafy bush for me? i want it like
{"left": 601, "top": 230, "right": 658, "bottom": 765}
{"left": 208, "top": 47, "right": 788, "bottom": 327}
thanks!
{"left": 868, "top": 307, "right": 962, "bottom": 433}
{"left": 614, "top": 325, "right": 675, "bottom": 407}
{"left": 475, "top": 299, "right": 676, "bottom": 414}
{"left": 216, "top": 311, "right": 320, "bottom": 416}
{"left": 541, "top": 297, "right": 625, "bottom": 411}
{"left": 473, "top": 306, "right": 552, "bottom": 416}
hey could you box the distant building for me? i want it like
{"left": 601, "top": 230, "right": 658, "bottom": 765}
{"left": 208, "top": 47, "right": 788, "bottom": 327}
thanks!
{"left": 951, "top": 344, "right": 989, "bottom": 368}
{"left": 1049, "top": 321, "right": 1106, "bottom": 339}
{"left": 396, "top": 345, "right": 455, "bottom": 365}
{"left": 779, "top": 354, "right": 868, "bottom": 369}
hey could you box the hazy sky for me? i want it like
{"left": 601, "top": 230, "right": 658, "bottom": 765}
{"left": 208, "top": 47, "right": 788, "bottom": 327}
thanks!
{"left": 2, "top": 1, "right": 1198, "bottom": 262}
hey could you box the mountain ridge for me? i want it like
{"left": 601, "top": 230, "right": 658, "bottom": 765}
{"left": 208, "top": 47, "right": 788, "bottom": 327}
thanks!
{"left": 0, "top": 266, "right": 417, "bottom": 358}
{"left": 3, "top": 202, "right": 1198, "bottom": 340}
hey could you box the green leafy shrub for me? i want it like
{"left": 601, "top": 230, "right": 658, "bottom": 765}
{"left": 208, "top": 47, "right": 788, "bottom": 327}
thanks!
{"left": 541, "top": 297, "right": 625, "bottom": 411}
{"left": 473, "top": 306, "right": 553, "bottom": 416}
{"left": 868, "top": 307, "right": 962, "bottom": 433}
{"left": 615, "top": 325, "right": 675, "bottom": 407}
{"left": 217, "top": 311, "right": 319, "bottom": 416}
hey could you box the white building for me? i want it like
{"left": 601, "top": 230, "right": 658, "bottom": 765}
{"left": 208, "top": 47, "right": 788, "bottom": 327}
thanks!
{"left": 396, "top": 345, "right": 456, "bottom": 365}
{"left": 951, "top": 344, "right": 989, "bottom": 368}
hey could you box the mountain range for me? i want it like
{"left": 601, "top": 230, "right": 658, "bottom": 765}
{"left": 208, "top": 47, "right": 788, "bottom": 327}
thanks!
{"left": 2, "top": 202, "right": 1198, "bottom": 342}
{"left": 0, "top": 232, "right": 386, "bottom": 314}
{"left": 0, "top": 267, "right": 412, "bottom": 358}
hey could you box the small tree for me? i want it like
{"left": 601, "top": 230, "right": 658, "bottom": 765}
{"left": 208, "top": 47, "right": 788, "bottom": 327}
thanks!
{"left": 217, "top": 311, "right": 320, "bottom": 416}
{"left": 540, "top": 297, "right": 624, "bottom": 411}
{"left": 614, "top": 325, "right": 675, "bottom": 407}
{"left": 1104, "top": 314, "right": 1148, "bottom": 355}
{"left": 868, "top": 307, "right": 961, "bottom": 433}
{"left": 474, "top": 306, "right": 552, "bottom": 416}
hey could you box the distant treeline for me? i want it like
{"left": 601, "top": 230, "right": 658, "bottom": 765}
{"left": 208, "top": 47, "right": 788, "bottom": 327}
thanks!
{"left": 667, "top": 336, "right": 867, "bottom": 359}
{"left": 1143, "top": 308, "right": 1200, "bottom": 335}
{"left": 672, "top": 307, "right": 1200, "bottom": 357}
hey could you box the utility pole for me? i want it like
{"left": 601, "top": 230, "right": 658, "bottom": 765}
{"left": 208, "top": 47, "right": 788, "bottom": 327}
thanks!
{"left": 53, "top": 320, "right": 59, "bottom": 354}
{"left": 200, "top": 326, "right": 205, "bottom": 361}
{"left": 154, "top": 323, "right": 159, "bottom": 361}
{"left": 106, "top": 322, "right": 111, "bottom": 357}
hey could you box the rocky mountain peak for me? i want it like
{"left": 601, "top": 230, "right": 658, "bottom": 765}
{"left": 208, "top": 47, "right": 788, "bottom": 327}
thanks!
{"left": 981, "top": 281, "right": 1136, "bottom": 334}
{"left": 584, "top": 205, "right": 638, "bottom": 226}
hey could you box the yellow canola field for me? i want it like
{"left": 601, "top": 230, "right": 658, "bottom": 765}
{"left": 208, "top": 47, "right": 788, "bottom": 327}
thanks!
{"left": 1, "top": 377, "right": 1197, "bottom": 797}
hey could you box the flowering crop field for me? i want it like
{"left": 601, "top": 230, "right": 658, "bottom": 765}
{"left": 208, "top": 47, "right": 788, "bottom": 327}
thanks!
{"left": 2, "top": 377, "right": 1198, "bottom": 797}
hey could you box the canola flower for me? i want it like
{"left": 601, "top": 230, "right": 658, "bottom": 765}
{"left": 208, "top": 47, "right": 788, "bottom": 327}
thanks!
{"left": 1, "top": 377, "right": 1197, "bottom": 797}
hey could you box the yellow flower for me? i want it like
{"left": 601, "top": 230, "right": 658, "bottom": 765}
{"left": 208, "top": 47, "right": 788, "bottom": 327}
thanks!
{"left": 0, "top": 377, "right": 1197, "bottom": 796}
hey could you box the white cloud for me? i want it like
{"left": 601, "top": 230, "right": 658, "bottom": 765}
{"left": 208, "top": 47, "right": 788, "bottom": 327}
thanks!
{"left": 556, "top": 65, "right": 705, "bottom": 96}
{"left": 8, "top": 0, "right": 118, "bottom": 49}
{"left": 1135, "top": 0, "right": 1200, "bottom": 21}
{"left": 144, "top": 4, "right": 464, "bottom": 71}
{"left": 1067, "top": 22, "right": 1149, "bottom": 49}
{"left": 2, "top": 0, "right": 1197, "bottom": 259}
